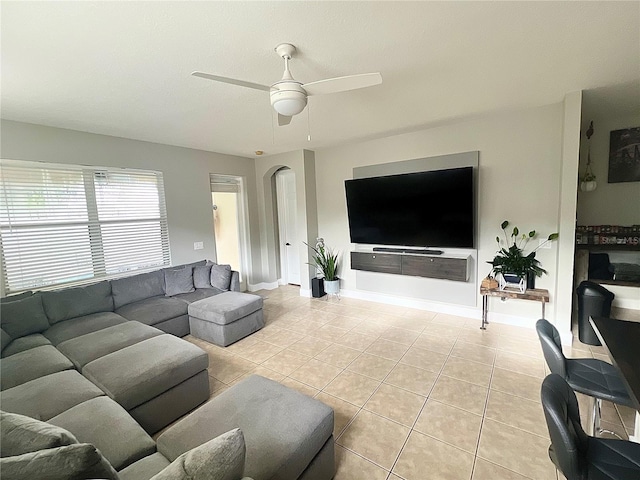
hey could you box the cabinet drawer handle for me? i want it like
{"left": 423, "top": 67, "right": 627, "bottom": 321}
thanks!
{"left": 372, "top": 255, "right": 376, "bottom": 259}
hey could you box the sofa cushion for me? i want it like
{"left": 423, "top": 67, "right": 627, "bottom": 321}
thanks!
{"left": 152, "top": 429, "right": 245, "bottom": 480}
{"left": 173, "top": 287, "right": 224, "bottom": 304}
{"left": 0, "top": 345, "right": 74, "bottom": 391}
{"left": 49, "top": 396, "right": 156, "bottom": 471}
{"left": 41, "top": 281, "right": 114, "bottom": 324}
{"left": 0, "top": 443, "right": 119, "bottom": 480}
{"left": 0, "top": 291, "right": 33, "bottom": 303}
{"left": 0, "top": 370, "right": 104, "bottom": 421}
{"left": 1, "top": 333, "right": 51, "bottom": 358}
{"left": 0, "top": 410, "right": 78, "bottom": 457}
{"left": 42, "top": 311, "right": 127, "bottom": 346}
{"left": 193, "top": 265, "right": 213, "bottom": 289}
{"left": 157, "top": 375, "right": 334, "bottom": 480}
{"left": 1, "top": 328, "right": 11, "bottom": 352}
{"left": 58, "top": 322, "right": 164, "bottom": 370}
{"left": 0, "top": 294, "right": 49, "bottom": 338}
{"left": 112, "top": 269, "right": 166, "bottom": 309}
{"left": 210, "top": 264, "right": 232, "bottom": 291}
{"left": 83, "top": 335, "right": 208, "bottom": 410}
{"left": 119, "top": 452, "right": 171, "bottom": 480}
{"left": 188, "top": 292, "right": 263, "bottom": 326}
{"left": 115, "top": 296, "right": 189, "bottom": 325}
{"left": 164, "top": 267, "right": 195, "bottom": 297}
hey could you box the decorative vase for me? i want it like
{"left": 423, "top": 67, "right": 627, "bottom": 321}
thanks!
{"left": 498, "top": 273, "right": 526, "bottom": 293}
{"left": 526, "top": 271, "right": 536, "bottom": 290}
{"left": 324, "top": 279, "right": 340, "bottom": 295}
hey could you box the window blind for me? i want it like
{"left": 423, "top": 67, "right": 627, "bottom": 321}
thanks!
{"left": 0, "top": 161, "right": 170, "bottom": 293}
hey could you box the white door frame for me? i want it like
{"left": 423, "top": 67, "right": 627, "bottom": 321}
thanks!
{"left": 210, "top": 174, "right": 251, "bottom": 291}
{"left": 275, "top": 169, "right": 300, "bottom": 286}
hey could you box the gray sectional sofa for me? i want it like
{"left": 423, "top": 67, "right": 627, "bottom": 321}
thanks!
{"left": 0, "top": 260, "right": 239, "bottom": 433}
{"left": 0, "top": 261, "right": 336, "bottom": 479}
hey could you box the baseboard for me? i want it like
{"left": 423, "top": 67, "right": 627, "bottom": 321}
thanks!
{"left": 337, "top": 288, "right": 481, "bottom": 319}
{"left": 247, "top": 281, "right": 279, "bottom": 292}
{"left": 278, "top": 278, "right": 286, "bottom": 286}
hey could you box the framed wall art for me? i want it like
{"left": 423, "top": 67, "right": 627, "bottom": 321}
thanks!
{"left": 608, "top": 126, "right": 640, "bottom": 183}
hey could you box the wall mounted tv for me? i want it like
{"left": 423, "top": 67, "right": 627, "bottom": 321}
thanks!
{"left": 345, "top": 166, "right": 475, "bottom": 248}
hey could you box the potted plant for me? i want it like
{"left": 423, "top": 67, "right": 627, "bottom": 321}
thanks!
{"left": 580, "top": 171, "right": 597, "bottom": 192}
{"left": 488, "top": 221, "right": 558, "bottom": 292}
{"left": 305, "top": 239, "right": 340, "bottom": 295}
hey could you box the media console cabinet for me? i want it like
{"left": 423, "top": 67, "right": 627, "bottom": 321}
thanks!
{"left": 351, "top": 251, "right": 470, "bottom": 282}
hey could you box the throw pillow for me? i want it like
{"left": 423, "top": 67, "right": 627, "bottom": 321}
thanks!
{"left": 151, "top": 428, "right": 245, "bottom": 480}
{"left": 0, "top": 294, "right": 50, "bottom": 339}
{"left": 164, "top": 267, "right": 195, "bottom": 297}
{"left": 1, "top": 411, "right": 78, "bottom": 458}
{"left": 0, "top": 443, "right": 119, "bottom": 480}
{"left": 193, "top": 265, "right": 213, "bottom": 289}
{"left": 210, "top": 264, "right": 232, "bottom": 291}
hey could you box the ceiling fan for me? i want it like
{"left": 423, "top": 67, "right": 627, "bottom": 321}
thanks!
{"left": 192, "top": 43, "right": 382, "bottom": 126}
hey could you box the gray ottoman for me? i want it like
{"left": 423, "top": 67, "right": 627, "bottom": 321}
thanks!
{"left": 156, "top": 375, "right": 335, "bottom": 480}
{"left": 83, "top": 334, "right": 209, "bottom": 434}
{"left": 188, "top": 291, "right": 264, "bottom": 347}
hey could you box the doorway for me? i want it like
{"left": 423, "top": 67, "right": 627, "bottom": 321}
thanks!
{"left": 210, "top": 174, "right": 249, "bottom": 291}
{"left": 275, "top": 169, "right": 300, "bottom": 285}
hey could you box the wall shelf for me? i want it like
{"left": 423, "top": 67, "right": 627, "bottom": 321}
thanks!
{"left": 351, "top": 251, "right": 470, "bottom": 282}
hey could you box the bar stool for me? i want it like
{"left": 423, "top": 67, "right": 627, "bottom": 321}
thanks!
{"left": 536, "top": 319, "right": 634, "bottom": 437}
{"left": 541, "top": 374, "right": 640, "bottom": 480}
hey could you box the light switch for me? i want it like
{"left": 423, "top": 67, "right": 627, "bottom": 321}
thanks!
{"left": 194, "top": 241, "right": 204, "bottom": 250}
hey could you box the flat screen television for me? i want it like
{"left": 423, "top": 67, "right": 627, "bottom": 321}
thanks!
{"left": 344, "top": 166, "right": 475, "bottom": 248}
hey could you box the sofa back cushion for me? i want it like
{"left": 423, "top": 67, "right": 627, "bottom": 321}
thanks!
{"left": 0, "top": 443, "right": 119, "bottom": 480}
{"left": 0, "top": 294, "right": 49, "bottom": 339}
{"left": 0, "top": 291, "right": 33, "bottom": 303}
{"left": 111, "top": 270, "right": 165, "bottom": 309}
{"left": 41, "top": 281, "right": 114, "bottom": 325}
{"left": 0, "top": 410, "right": 78, "bottom": 457}
{"left": 1, "top": 328, "right": 11, "bottom": 353}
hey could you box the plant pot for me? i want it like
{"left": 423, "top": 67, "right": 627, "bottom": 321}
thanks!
{"left": 580, "top": 180, "right": 597, "bottom": 192}
{"left": 324, "top": 279, "right": 340, "bottom": 295}
{"left": 498, "top": 273, "right": 526, "bottom": 293}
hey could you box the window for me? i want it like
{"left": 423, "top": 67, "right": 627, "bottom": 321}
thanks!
{"left": 0, "top": 160, "right": 170, "bottom": 293}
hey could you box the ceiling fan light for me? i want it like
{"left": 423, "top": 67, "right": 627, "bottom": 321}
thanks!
{"left": 270, "top": 88, "right": 307, "bottom": 116}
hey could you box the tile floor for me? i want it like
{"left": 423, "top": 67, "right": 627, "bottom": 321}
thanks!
{"left": 184, "top": 285, "right": 636, "bottom": 480}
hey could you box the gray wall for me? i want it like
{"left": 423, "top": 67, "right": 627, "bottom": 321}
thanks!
{"left": 314, "top": 102, "right": 567, "bottom": 329}
{"left": 0, "top": 120, "right": 262, "bottom": 285}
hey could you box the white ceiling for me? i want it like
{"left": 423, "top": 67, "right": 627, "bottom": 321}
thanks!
{"left": 2, "top": 1, "right": 639, "bottom": 158}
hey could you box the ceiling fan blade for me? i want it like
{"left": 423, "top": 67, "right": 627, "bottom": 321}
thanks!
{"left": 191, "top": 72, "right": 271, "bottom": 92}
{"left": 303, "top": 72, "right": 382, "bottom": 96}
{"left": 278, "top": 114, "right": 292, "bottom": 126}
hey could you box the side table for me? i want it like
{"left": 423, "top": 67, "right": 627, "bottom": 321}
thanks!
{"left": 480, "top": 287, "right": 550, "bottom": 330}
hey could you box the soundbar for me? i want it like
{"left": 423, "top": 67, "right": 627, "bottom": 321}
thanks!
{"left": 372, "top": 247, "right": 444, "bottom": 255}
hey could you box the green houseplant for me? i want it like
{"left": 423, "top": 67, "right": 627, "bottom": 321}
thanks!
{"left": 488, "top": 221, "right": 558, "bottom": 291}
{"left": 305, "top": 239, "right": 340, "bottom": 294}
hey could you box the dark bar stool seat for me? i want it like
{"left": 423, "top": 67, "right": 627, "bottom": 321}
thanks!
{"left": 541, "top": 374, "right": 640, "bottom": 480}
{"left": 536, "top": 319, "right": 635, "bottom": 436}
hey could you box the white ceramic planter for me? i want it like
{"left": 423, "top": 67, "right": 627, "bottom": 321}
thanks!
{"left": 580, "top": 180, "right": 597, "bottom": 192}
{"left": 324, "top": 279, "right": 340, "bottom": 295}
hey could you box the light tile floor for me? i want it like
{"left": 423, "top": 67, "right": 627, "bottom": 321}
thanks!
{"left": 184, "top": 285, "right": 636, "bottom": 480}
